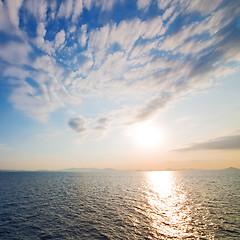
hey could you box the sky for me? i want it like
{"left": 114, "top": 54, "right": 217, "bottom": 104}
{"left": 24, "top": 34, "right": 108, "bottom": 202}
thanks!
{"left": 0, "top": 0, "right": 240, "bottom": 171}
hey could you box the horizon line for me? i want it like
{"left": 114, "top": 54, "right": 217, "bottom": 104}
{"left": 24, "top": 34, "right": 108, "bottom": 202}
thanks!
{"left": 0, "top": 167, "right": 239, "bottom": 172}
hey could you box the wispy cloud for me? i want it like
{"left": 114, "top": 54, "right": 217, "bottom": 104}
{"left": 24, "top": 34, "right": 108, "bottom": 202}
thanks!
{"left": 72, "top": 0, "right": 83, "bottom": 22}
{"left": 54, "top": 29, "right": 66, "bottom": 50}
{"left": 176, "top": 116, "right": 194, "bottom": 123}
{"left": 0, "top": 41, "right": 31, "bottom": 65}
{"left": 186, "top": 0, "right": 222, "bottom": 15}
{"left": 137, "top": 0, "right": 151, "bottom": 10}
{"left": 25, "top": 0, "right": 47, "bottom": 22}
{"left": 92, "top": 117, "right": 112, "bottom": 138}
{"left": 0, "top": 0, "right": 239, "bottom": 134}
{"left": 58, "top": 0, "right": 74, "bottom": 19}
{"left": 157, "top": 0, "right": 172, "bottom": 10}
{"left": 132, "top": 93, "right": 173, "bottom": 123}
{"left": 5, "top": 54, "right": 80, "bottom": 122}
{"left": 175, "top": 133, "right": 240, "bottom": 151}
{"left": 37, "top": 131, "right": 61, "bottom": 138}
{"left": 0, "top": 143, "right": 12, "bottom": 151}
{"left": 6, "top": 0, "right": 23, "bottom": 27}
{"left": 89, "top": 0, "right": 120, "bottom": 12}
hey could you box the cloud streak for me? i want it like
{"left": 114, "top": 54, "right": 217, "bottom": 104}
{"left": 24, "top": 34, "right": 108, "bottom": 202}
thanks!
{"left": 0, "top": 143, "right": 12, "bottom": 151}
{"left": 175, "top": 133, "right": 240, "bottom": 151}
{"left": 0, "top": 0, "right": 239, "bottom": 138}
{"left": 68, "top": 116, "right": 88, "bottom": 137}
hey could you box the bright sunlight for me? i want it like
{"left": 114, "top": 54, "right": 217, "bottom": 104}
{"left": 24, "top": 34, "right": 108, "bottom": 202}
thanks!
{"left": 132, "top": 122, "right": 165, "bottom": 149}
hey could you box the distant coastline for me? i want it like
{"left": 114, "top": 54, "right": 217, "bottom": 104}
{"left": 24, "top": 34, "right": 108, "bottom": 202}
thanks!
{"left": 0, "top": 167, "right": 239, "bottom": 172}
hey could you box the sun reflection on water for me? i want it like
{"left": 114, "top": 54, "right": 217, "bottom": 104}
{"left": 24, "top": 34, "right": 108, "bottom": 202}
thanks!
{"left": 146, "top": 171, "right": 194, "bottom": 239}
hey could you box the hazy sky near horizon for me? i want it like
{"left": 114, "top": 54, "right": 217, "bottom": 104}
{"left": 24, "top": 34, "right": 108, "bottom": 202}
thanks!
{"left": 0, "top": 0, "right": 240, "bottom": 170}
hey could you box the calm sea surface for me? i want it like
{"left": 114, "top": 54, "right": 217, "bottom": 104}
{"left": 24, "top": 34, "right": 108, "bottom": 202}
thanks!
{"left": 0, "top": 170, "right": 239, "bottom": 239}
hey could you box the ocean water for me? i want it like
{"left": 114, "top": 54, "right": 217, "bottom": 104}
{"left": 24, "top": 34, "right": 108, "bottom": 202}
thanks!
{"left": 0, "top": 170, "right": 239, "bottom": 239}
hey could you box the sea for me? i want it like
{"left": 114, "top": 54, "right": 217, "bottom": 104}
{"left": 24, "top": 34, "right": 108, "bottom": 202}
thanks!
{"left": 0, "top": 170, "right": 239, "bottom": 239}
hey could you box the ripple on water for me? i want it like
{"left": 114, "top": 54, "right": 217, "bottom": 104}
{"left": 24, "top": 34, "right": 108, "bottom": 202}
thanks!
{"left": 0, "top": 171, "right": 239, "bottom": 239}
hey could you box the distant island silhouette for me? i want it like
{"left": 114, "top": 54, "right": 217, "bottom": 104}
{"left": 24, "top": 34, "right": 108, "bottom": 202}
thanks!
{"left": 60, "top": 168, "right": 116, "bottom": 172}
{"left": 223, "top": 167, "right": 240, "bottom": 172}
{"left": 0, "top": 167, "right": 239, "bottom": 172}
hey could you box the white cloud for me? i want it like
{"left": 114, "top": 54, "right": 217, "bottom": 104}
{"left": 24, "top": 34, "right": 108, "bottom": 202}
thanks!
{"left": 212, "top": 66, "right": 238, "bottom": 79}
{"left": 0, "top": 2, "right": 10, "bottom": 31}
{"left": 141, "top": 16, "right": 163, "bottom": 39}
{"left": 137, "top": 0, "right": 151, "bottom": 10}
{"left": 72, "top": 0, "right": 83, "bottom": 22}
{"left": 4, "top": 67, "right": 29, "bottom": 80}
{"left": 157, "top": 0, "right": 172, "bottom": 10}
{"left": 9, "top": 82, "right": 64, "bottom": 122}
{"left": 35, "top": 38, "right": 54, "bottom": 55}
{"left": 25, "top": 0, "right": 47, "bottom": 21}
{"left": 67, "top": 2, "right": 239, "bottom": 128}
{"left": 49, "top": 0, "right": 57, "bottom": 19}
{"left": 4, "top": 54, "right": 82, "bottom": 122}
{"left": 96, "top": 0, "right": 118, "bottom": 12}
{"left": 6, "top": 0, "right": 23, "bottom": 27}
{"left": 159, "top": 4, "right": 237, "bottom": 53}
{"left": 0, "top": 41, "right": 31, "bottom": 65}
{"left": 69, "top": 25, "right": 77, "bottom": 34}
{"left": 91, "top": 51, "right": 126, "bottom": 82}
{"left": 32, "top": 56, "right": 81, "bottom": 104}
{"left": 109, "top": 19, "right": 142, "bottom": 51}
{"left": 84, "top": 0, "right": 119, "bottom": 12}
{"left": 69, "top": 1, "right": 239, "bottom": 128}
{"left": 129, "top": 40, "right": 157, "bottom": 59}
{"left": 33, "top": 55, "right": 61, "bottom": 76}
{"left": 83, "top": 0, "right": 93, "bottom": 10}
{"left": 162, "top": 4, "right": 175, "bottom": 21}
{"left": 34, "top": 22, "right": 54, "bottom": 55}
{"left": 88, "top": 15, "right": 164, "bottom": 67}
{"left": 58, "top": 0, "right": 73, "bottom": 19}
{"left": 76, "top": 56, "right": 94, "bottom": 76}
{"left": 89, "top": 24, "right": 110, "bottom": 50}
{"left": 186, "top": 0, "right": 222, "bottom": 15}
{"left": 8, "top": 69, "right": 80, "bottom": 121}
{"left": 1, "top": 0, "right": 239, "bottom": 131}
{"left": 79, "top": 0, "right": 122, "bottom": 12}
{"left": 159, "top": 24, "right": 195, "bottom": 52}
{"left": 54, "top": 29, "right": 66, "bottom": 49}
{"left": 37, "top": 22, "right": 46, "bottom": 38}
{"left": 78, "top": 24, "right": 88, "bottom": 47}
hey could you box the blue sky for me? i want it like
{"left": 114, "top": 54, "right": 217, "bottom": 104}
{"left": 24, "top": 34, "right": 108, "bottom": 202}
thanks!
{"left": 0, "top": 0, "right": 240, "bottom": 170}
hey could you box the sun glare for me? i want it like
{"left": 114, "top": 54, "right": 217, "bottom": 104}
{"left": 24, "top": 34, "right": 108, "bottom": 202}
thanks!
{"left": 132, "top": 122, "right": 165, "bottom": 149}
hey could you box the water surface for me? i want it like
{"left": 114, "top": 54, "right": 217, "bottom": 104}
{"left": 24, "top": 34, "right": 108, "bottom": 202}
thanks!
{"left": 0, "top": 170, "right": 239, "bottom": 239}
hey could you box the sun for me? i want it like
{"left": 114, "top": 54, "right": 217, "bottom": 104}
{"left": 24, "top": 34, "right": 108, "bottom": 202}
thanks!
{"left": 132, "top": 122, "right": 165, "bottom": 149}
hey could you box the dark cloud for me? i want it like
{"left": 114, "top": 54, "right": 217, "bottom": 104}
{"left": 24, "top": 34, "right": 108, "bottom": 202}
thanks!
{"left": 68, "top": 116, "right": 112, "bottom": 139}
{"left": 68, "top": 116, "right": 88, "bottom": 135}
{"left": 93, "top": 117, "right": 111, "bottom": 138}
{"left": 133, "top": 93, "right": 172, "bottom": 123}
{"left": 94, "top": 117, "right": 110, "bottom": 130}
{"left": 175, "top": 134, "right": 240, "bottom": 152}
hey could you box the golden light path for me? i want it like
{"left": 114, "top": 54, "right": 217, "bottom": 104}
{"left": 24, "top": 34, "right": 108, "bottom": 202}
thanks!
{"left": 145, "top": 171, "right": 194, "bottom": 239}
